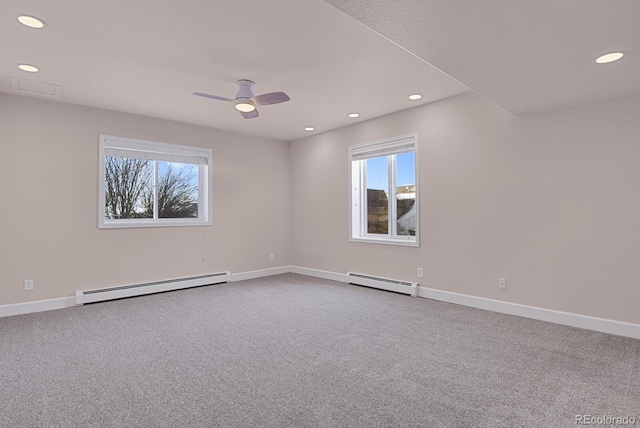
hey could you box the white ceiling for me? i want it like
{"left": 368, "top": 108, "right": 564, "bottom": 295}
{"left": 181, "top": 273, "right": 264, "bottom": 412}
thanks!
{"left": 1, "top": 1, "right": 637, "bottom": 142}
{"left": 324, "top": 0, "right": 640, "bottom": 115}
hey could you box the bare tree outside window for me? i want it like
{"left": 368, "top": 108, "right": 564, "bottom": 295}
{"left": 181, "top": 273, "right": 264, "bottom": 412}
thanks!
{"left": 104, "top": 157, "right": 198, "bottom": 220}
{"left": 143, "top": 162, "right": 199, "bottom": 219}
{"left": 104, "top": 157, "right": 153, "bottom": 219}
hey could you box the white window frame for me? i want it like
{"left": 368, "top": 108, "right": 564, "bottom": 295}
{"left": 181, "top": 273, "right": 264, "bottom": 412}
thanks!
{"left": 98, "top": 135, "right": 213, "bottom": 229}
{"left": 349, "top": 133, "right": 419, "bottom": 247}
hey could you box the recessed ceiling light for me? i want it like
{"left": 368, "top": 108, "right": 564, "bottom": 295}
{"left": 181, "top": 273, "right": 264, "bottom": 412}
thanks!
{"left": 348, "top": 113, "right": 360, "bottom": 118}
{"left": 595, "top": 52, "right": 624, "bottom": 64}
{"left": 18, "top": 64, "right": 39, "bottom": 73}
{"left": 18, "top": 15, "right": 46, "bottom": 29}
{"left": 408, "top": 94, "right": 422, "bottom": 101}
{"left": 304, "top": 127, "right": 315, "bottom": 132}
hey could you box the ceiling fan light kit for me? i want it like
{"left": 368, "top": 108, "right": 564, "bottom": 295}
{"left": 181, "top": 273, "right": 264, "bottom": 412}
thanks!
{"left": 194, "top": 79, "right": 290, "bottom": 119}
{"left": 235, "top": 102, "right": 256, "bottom": 113}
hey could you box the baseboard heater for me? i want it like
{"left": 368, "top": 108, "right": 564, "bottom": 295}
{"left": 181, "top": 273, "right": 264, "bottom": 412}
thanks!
{"left": 346, "top": 272, "right": 418, "bottom": 297}
{"left": 75, "top": 272, "right": 229, "bottom": 305}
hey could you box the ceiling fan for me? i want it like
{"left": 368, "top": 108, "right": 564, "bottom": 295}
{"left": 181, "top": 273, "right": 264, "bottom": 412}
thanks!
{"left": 193, "top": 79, "right": 290, "bottom": 119}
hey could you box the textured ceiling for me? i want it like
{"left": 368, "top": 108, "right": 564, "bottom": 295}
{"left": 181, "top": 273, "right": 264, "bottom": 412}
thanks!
{"left": 323, "top": 0, "right": 640, "bottom": 115}
{"left": 0, "top": 0, "right": 467, "bottom": 141}
{"left": 2, "top": 1, "right": 637, "bottom": 142}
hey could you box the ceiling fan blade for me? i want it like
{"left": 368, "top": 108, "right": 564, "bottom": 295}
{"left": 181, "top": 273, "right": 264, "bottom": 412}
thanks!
{"left": 252, "top": 92, "right": 290, "bottom": 106}
{"left": 241, "top": 109, "right": 259, "bottom": 119}
{"left": 193, "top": 92, "right": 234, "bottom": 102}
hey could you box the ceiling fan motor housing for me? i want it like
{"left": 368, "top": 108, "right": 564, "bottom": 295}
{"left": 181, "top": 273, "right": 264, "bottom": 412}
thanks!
{"left": 235, "top": 79, "right": 255, "bottom": 101}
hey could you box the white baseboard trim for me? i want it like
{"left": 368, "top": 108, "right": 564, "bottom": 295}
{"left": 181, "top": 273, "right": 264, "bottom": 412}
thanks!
{"left": 1, "top": 267, "right": 289, "bottom": 318}
{"left": 0, "top": 297, "right": 76, "bottom": 318}
{"left": 229, "top": 266, "right": 293, "bottom": 282}
{"left": 289, "top": 266, "right": 349, "bottom": 283}
{"left": 3, "top": 267, "right": 639, "bottom": 340}
{"left": 418, "top": 286, "right": 640, "bottom": 340}
{"left": 289, "top": 267, "right": 640, "bottom": 340}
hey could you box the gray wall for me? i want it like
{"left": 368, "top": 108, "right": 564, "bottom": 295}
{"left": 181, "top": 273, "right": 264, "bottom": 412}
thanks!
{"left": 0, "top": 94, "right": 291, "bottom": 304}
{"left": 290, "top": 91, "right": 640, "bottom": 325}
{"left": 3, "top": 90, "right": 639, "bottom": 326}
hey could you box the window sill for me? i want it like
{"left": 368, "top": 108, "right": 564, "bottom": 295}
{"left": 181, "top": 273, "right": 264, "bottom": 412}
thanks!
{"left": 350, "top": 235, "right": 419, "bottom": 247}
{"left": 99, "top": 219, "right": 211, "bottom": 229}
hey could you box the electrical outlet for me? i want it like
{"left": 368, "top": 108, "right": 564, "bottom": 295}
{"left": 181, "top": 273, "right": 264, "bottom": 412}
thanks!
{"left": 269, "top": 253, "right": 274, "bottom": 262}
{"left": 417, "top": 267, "right": 424, "bottom": 278}
{"left": 498, "top": 278, "right": 506, "bottom": 290}
{"left": 24, "top": 279, "right": 34, "bottom": 291}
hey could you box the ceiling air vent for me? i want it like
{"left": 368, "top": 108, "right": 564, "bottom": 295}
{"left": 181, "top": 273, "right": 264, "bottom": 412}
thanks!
{"left": 11, "top": 77, "right": 63, "bottom": 99}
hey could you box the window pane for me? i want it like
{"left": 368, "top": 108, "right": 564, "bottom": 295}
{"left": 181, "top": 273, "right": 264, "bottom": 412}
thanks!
{"left": 99, "top": 134, "right": 212, "bottom": 228}
{"left": 365, "top": 156, "right": 389, "bottom": 234}
{"left": 157, "top": 161, "right": 199, "bottom": 219}
{"left": 104, "top": 156, "right": 153, "bottom": 219}
{"left": 396, "top": 151, "right": 416, "bottom": 236}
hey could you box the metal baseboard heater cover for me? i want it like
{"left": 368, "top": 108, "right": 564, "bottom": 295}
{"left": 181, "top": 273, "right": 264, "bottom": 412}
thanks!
{"left": 347, "top": 272, "right": 418, "bottom": 297}
{"left": 75, "top": 272, "right": 229, "bottom": 305}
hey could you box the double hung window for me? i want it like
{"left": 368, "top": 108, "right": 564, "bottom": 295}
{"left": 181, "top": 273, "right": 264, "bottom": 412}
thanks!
{"left": 350, "top": 134, "right": 418, "bottom": 246}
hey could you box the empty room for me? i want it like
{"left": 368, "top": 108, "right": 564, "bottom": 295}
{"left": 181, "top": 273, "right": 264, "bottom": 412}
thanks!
{"left": 1, "top": 1, "right": 639, "bottom": 427}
